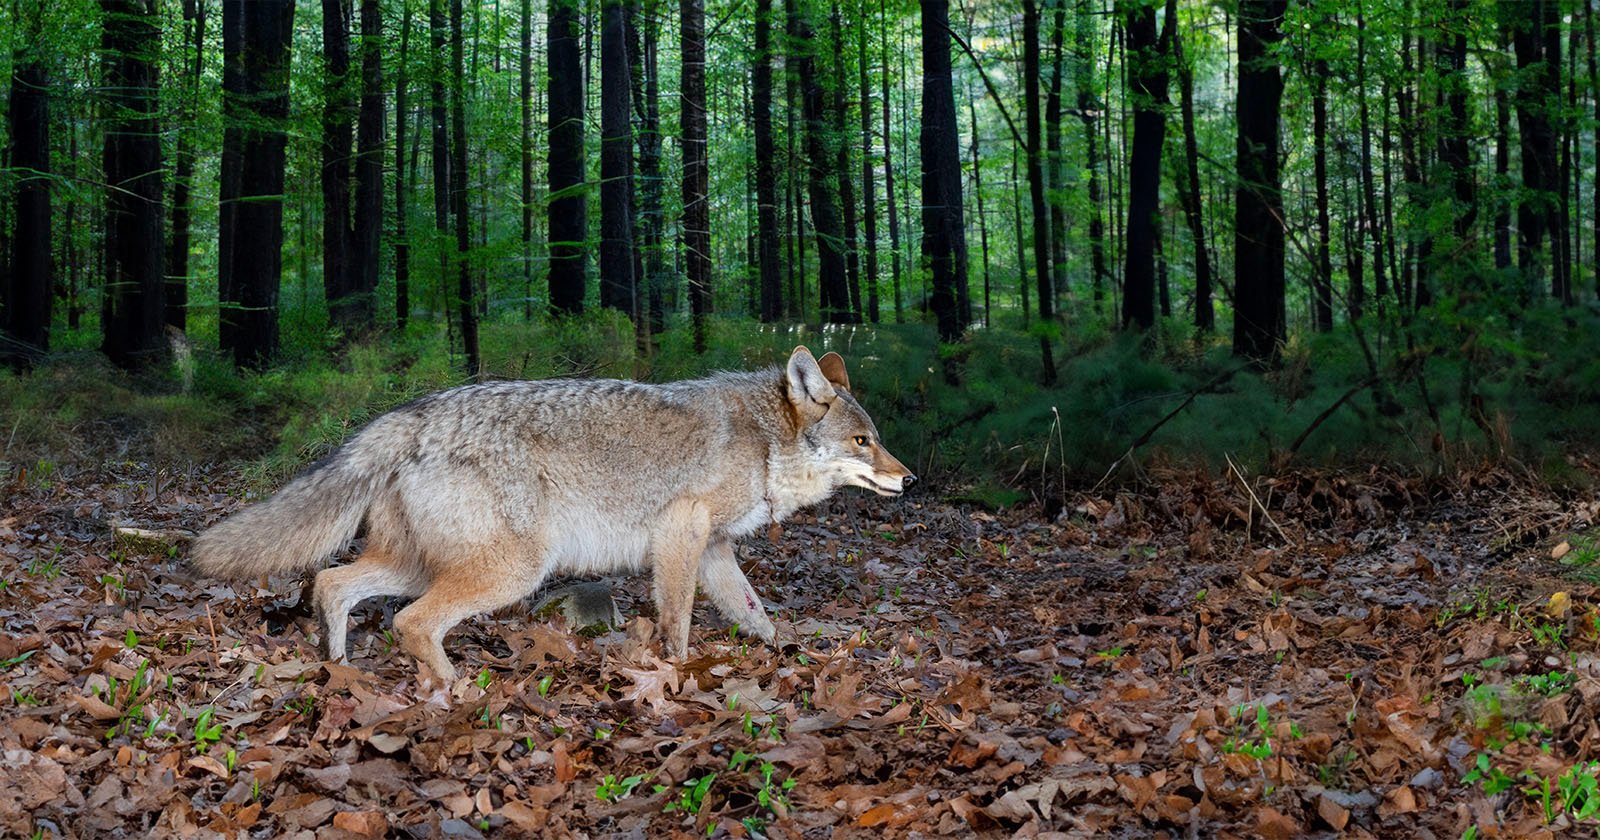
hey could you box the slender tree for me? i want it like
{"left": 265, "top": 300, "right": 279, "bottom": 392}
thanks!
{"left": 832, "top": 2, "right": 862, "bottom": 321}
{"left": 794, "top": 0, "right": 851, "bottom": 324}
{"left": 395, "top": 0, "right": 414, "bottom": 328}
{"left": 354, "top": 0, "right": 384, "bottom": 328}
{"left": 1074, "top": 0, "right": 1109, "bottom": 304}
{"left": 880, "top": 0, "right": 903, "bottom": 321}
{"left": 969, "top": 94, "right": 993, "bottom": 327}
{"left": 1510, "top": 0, "right": 1563, "bottom": 303}
{"left": 858, "top": 7, "right": 880, "bottom": 323}
{"left": 1022, "top": 0, "right": 1054, "bottom": 379}
{"left": 321, "top": 0, "right": 357, "bottom": 329}
{"left": 1232, "top": 0, "right": 1287, "bottom": 361}
{"left": 600, "top": 0, "right": 635, "bottom": 312}
{"left": 1311, "top": 49, "right": 1332, "bottom": 332}
{"left": 450, "top": 0, "right": 478, "bottom": 372}
{"left": 1355, "top": 1, "right": 1384, "bottom": 311}
{"left": 683, "top": 0, "right": 711, "bottom": 348}
{"left": 166, "top": 0, "right": 203, "bottom": 332}
{"left": 1045, "top": 0, "right": 1067, "bottom": 303}
{"left": 1170, "top": 4, "right": 1213, "bottom": 332}
{"left": 429, "top": 0, "right": 450, "bottom": 315}
{"left": 4, "top": 12, "right": 51, "bottom": 364}
{"left": 1120, "top": 0, "right": 1171, "bottom": 331}
{"left": 754, "top": 0, "right": 783, "bottom": 321}
{"left": 101, "top": 0, "right": 167, "bottom": 369}
{"left": 518, "top": 0, "right": 533, "bottom": 319}
{"left": 921, "top": 0, "right": 970, "bottom": 344}
{"left": 219, "top": 0, "right": 294, "bottom": 369}
{"left": 549, "top": 0, "right": 587, "bottom": 314}
{"left": 636, "top": 0, "right": 666, "bottom": 332}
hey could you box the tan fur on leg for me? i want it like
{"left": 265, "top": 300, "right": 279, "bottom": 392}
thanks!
{"left": 651, "top": 499, "right": 711, "bottom": 658}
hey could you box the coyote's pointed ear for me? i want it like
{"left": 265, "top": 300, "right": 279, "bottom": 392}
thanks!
{"left": 817, "top": 352, "right": 851, "bottom": 392}
{"left": 786, "top": 346, "right": 837, "bottom": 420}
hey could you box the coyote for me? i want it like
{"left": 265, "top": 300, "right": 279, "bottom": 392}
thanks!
{"left": 192, "top": 347, "right": 915, "bottom": 680}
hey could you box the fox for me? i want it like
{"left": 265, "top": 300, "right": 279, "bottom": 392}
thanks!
{"left": 191, "top": 346, "right": 916, "bottom": 681}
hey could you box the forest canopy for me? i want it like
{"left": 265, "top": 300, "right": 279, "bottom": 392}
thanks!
{"left": 2, "top": 0, "right": 1600, "bottom": 481}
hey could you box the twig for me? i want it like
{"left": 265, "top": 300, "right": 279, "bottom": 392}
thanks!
{"left": 1226, "top": 453, "right": 1290, "bottom": 545}
{"left": 1093, "top": 364, "right": 1247, "bottom": 492}
{"left": 206, "top": 602, "right": 221, "bottom": 669}
{"left": 1281, "top": 377, "right": 1378, "bottom": 467}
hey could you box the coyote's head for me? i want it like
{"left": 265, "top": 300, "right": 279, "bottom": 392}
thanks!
{"left": 784, "top": 346, "right": 917, "bottom": 497}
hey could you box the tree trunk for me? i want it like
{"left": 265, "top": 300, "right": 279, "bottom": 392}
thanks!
{"left": 1171, "top": 9, "right": 1213, "bottom": 332}
{"left": 1588, "top": 0, "right": 1599, "bottom": 292}
{"left": 795, "top": 0, "right": 850, "bottom": 325}
{"left": 970, "top": 93, "right": 992, "bottom": 328}
{"left": 429, "top": 0, "right": 450, "bottom": 317}
{"left": 1045, "top": 0, "right": 1067, "bottom": 305}
{"left": 1311, "top": 54, "right": 1332, "bottom": 331}
{"left": 1511, "top": 0, "right": 1563, "bottom": 303}
{"left": 1023, "top": 0, "right": 1055, "bottom": 379}
{"left": 755, "top": 0, "right": 782, "bottom": 322}
{"left": 1012, "top": 140, "right": 1029, "bottom": 325}
{"left": 5, "top": 54, "right": 50, "bottom": 363}
{"left": 354, "top": 0, "right": 383, "bottom": 331}
{"left": 859, "top": 13, "right": 880, "bottom": 323}
{"left": 165, "top": 0, "right": 203, "bottom": 333}
{"left": 1075, "top": 0, "right": 1108, "bottom": 305}
{"left": 450, "top": 0, "right": 478, "bottom": 373}
{"left": 321, "top": 0, "right": 357, "bottom": 330}
{"left": 637, "top": 5, "right": 666, "bottom": 333}
{"left": 1355, "top": 2, "right": 1383, "bottom": 312}
{"left": 922, "top": 0, "right": 971, "bottom": 344}
{"left": 880, "top": 0, "right": 903, "bottom": 322}
{"left": 1232, "top": 0, "right": 1287, "bottom": 362}
{"left": 220, "top": 0, "right": 293, "bottom": 369}
{"left": 1120, "top": 0, "right": 1170, "bottom": 331}
{"left": 396, "top": 1, "right": 413, "bottom": 328}
{"left": 682, "top": 0, "right": 711, "bottom": 348}
{"left": 1436, "top": 0, "right": 1475, "bottom": 285}
{"left": 548, "top": 0, "right": 587, "bottom": 314}
{"left": 101, "top": 0, "right": 167, "bottom": 369}
{"left": 832, "top": 3, "right": 862, "bottom": 322}
{"left": 600, "top": 0, "right": 634, "bottom": 312}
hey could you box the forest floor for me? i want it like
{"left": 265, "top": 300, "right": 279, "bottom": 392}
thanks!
{"left": 4, "top": 460, "right": 1600, "bottom": 839}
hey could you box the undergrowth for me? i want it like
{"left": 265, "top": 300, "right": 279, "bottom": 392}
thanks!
{"left": 5, "top": 301, "right": 1600, "bottom": 501}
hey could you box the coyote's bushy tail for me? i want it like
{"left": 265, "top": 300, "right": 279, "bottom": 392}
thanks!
{"left": 191, "top": 432, "right": 401, "bottom": 579}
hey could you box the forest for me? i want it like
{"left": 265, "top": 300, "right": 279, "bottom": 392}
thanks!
{"left": 6, "top": 0, "right": 1600, "bottom": 836}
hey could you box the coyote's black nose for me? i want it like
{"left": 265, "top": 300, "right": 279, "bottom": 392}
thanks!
{"left": 902, "top": 474, "right": 918, "bottom": 491}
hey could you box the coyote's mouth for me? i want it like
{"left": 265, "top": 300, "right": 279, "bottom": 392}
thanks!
{"left": 865, "top": 479, "right": 904, "bottom": 497}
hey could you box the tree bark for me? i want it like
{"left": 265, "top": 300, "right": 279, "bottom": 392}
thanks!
{"left": 165, "top": 0, "right": 203, "bottom": 333}
{"left": 1023, "top": 0, "right": 1055, "bottom": 379}
{"left": 101, "top": 0, "right": 167, "bottom": 369}
{"left": 220, "top": 0, "right": 293, "bottom": 369}
{"left": 1311, "top": 54, "right": 1332, "bottom": 331}
{"left": 321, "top": 0, "right": 357, "bottom": 330}
{"left": 354, "top": 0, "right": 383, "bottom": 330}
{"left": 682, "top": 0, "right": 711, "bottom": 348}
{"left": 600, "top": 0, "right": 634, "bottom": 312}
{"left": 859, "top": 13, "right": 880, "bottom": 323}
{"left": 1045, "top": 0, "right": 1067, "bottom": 305}
{"left": 969, "top": 93, "right": 992, "bottom": 328}
{"left": 450, "top": 0, "right": 478, "bottom": 373}
{"left": 833, "top": 2, "right": 862, "bottom": 322}
{"left": 1355, "top": 2, "right": 1383, "bottom": 311}
{"left": 923, "top": 0, "right": 971, "bottom": 344}
{"left": 880, "top": 0, "right": 903, "bottom": 322}
{"left": 636, "top": 4, "right": 666, "bottom": 332}
{"left": 1511, "top": 0, "right": 1563, "bottom": 303}
{"left": 794, "top": 0, "right": 850, "bottom": 325}
{"left": 1075, "top": 0, "right": 1108, "bottom": 304}
{"left": 755, "top": 0, "right": 783, "bottom": 321}
{"left": 395, "top": 0, "right": 413, "bottom": 328}
{"left": 5, "top": 54, "right": 50, "bottom": 363}
{"left": 1120, "top": 0, "right": 1170, "bottom": 331}
{"left": 1171, "top": 7, "right": 1212, "bottom": 332}
{"left": 548, "top": 0, "right": 587, "bottom": 314}
{"left": 1232, "top": 0, "right": 1287, "bottom": 362}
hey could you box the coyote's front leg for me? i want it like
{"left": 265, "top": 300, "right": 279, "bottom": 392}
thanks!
{"left": 697, "top": 540, "right": 777, "bottom": 642}
{"left": 651, "top": 499, "right": 712, "bottom": 658}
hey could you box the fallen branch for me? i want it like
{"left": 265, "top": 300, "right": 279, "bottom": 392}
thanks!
{"left": 1226, "top": 453, "right": 1291, "bottom": 545}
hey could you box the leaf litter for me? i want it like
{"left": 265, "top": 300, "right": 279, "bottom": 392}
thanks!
{"left": 3, "top": 462, "right": 1600, "bottom": 837}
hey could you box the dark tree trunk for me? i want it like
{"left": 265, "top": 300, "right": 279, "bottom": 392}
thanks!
{"left": 321, "top": 0, "right": 357, "bottom": 330}
{"left": 833, "top": 2, "right": 862, "bottom": 322}
{"left": 165, "top": 0, "right": 203, "bottom": 333}
{"left": 1436, "top": 0, "right": 1476, "bottom": 276}
{"left": 754, "top": 0, "right": 782, "bottom": 321}
{"left": 429, "top": 0, "right": 450, "bottom": 310}
{"left": 1232, "top": 0, "right": 1287, "bottom": 362}
{"left": 354, "top": 0, "right": 383, "bottom": 330}
{"left": 1588, "top": 0, "right": 1599, "bottom": 290}
{"left": 1311, "top": 55, "right": 1332, "bottom": 332}
{"left": 1120, "top": 0, "right": 1170, "bottom": 331}
{"left": 1075, "top": 0, "right": 1108, "bottom": 304}
{"left": 795, "top": 0, "right": 850, "bottom": 325}
{"left": 1171, "top": 8, "right": 1213, "bottom": 332}
{"left": 969, "top": 94, "right": 992, "bottom": 328}
{"left": 1012, "top": 141, "right": 1030, "bottom": 325}
{"left": 1023, "top": 0, "right": 1054, "bottom": 379}
{"left": 859, "top": 15, "right": 880, "bottom": 323}
{"left": 450, "top": 0, "right": 478, "bottom": 373}
{"left": 600, "top": 0, "right": 634, "bottom": 312}
{"left": 5, "top": 58, "right": 50, "bottom": 363}
{"left": 637, "top": 7, "right": 666, "bottom": 333}
{"left": 519, "top": 0, "right": 533, "bottom": 319}
{"left": 1045, "top": 0, "right": 1067, "bottom": 304}
{"left": 220, "top": 0, "right": 293, "bottom": 369}
{"left": 101, "top": 0, "right": 167, "bottom": 369}
{"left": 683, "top": 0, "right": 710, "bottom": 349}
{"left": 1511, "top": 0, "right": 1563, "bottom": 303}
{"left": 880, "top": 0, "right": 903, "bottom": 322}
{"left": 395, "top": 1, "right": 413, "bottom": 328}
{"left": 548, "top": 0, "right": 587, "bottom": 314}
{"left": 1396, "top": 32, "right": 1420, "bottom": 310}
{"left": 922, "top": 0, "right": 971, "bottom": 344}
{"left": 1355, "top": 2, "right": 1383, "bottom": 313}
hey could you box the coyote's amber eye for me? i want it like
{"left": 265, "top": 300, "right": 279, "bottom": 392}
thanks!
{"left": 853, "top": 435, "right": 869, "bottom": 447}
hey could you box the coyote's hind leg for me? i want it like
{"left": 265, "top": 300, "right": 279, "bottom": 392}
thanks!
{"left": 392, "top": 541, "right": 549, "bottom": 681}
{"left": 315, "top": 545, "right": 427, "bottom": 662}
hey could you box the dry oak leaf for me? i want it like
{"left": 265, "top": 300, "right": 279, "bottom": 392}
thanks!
{"left": 985, "top": 775, "right": 1118, "bottom": 821}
